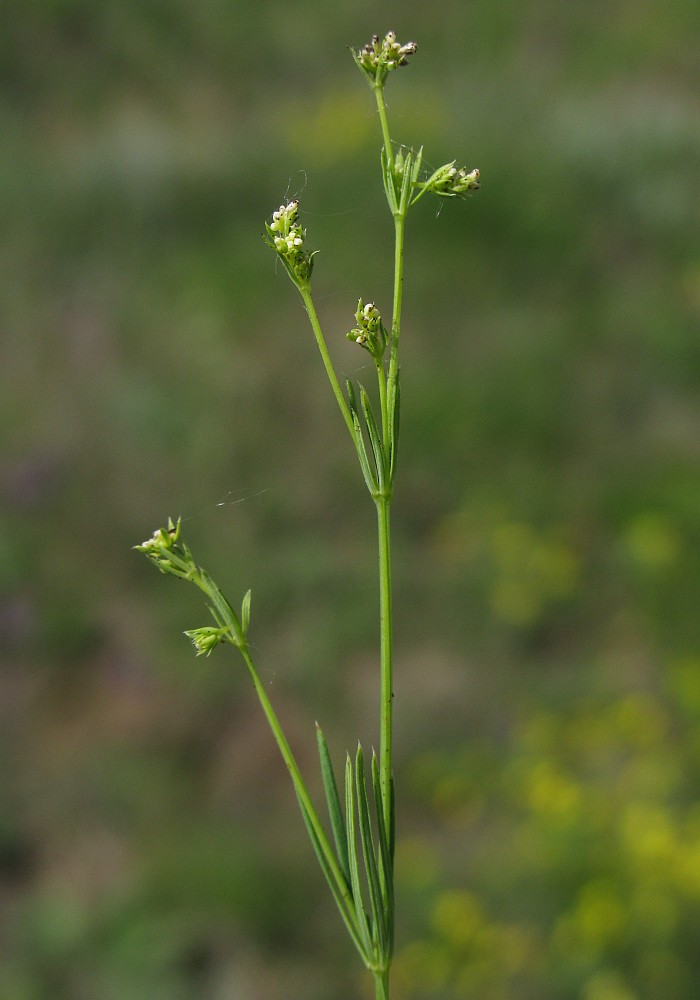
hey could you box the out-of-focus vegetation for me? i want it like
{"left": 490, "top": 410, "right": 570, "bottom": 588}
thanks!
{"left": 2, "top": 1, "right": 699, "bottom": 998}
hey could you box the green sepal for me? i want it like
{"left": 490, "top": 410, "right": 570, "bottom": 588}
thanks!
{"left": 316, "top": 725, "right": 350, "bottom": 886}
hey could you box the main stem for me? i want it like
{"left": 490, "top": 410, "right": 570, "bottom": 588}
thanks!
{"left": 376, "top": 494, "right": 393, "bottom": 841}
{"left": 388, "top": 212, "right": 406, "bottom": 390}
{"left": 373, "top": 969, "right": 390, "bottom": 1000}
{"left": 373, "top": 84, "right": 394, "bottom": 169}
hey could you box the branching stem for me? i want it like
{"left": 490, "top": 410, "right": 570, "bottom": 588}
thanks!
{"left": 300, "top": 285, "right": 356, "bottom": 441}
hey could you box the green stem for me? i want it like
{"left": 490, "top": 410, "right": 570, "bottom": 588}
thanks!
{"left": 376, "top": 358, "right": 389, "bottom": 448}
{"left": 388, "top": 212, "right": 406, "bottom": 389}
{"left": 376, "top": 495, "right": 393, "bottom": 843}
{"left": 373, "top": 84, "right": 393, "bottom": 168}
{"left": 299, "top": 285, "right": 356, "bottom": 441}
{"left": 373, "top": 969, "right": 390, "bottom": 1000}
{"left": 236, "top": 642, "right": 365, "bottom": 953}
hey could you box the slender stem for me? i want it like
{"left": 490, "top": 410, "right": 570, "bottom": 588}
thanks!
{"left": 238, "top": 644, "right": 351, "bottom": 899}
{"left": 373, "top": 84, "right": 393, "bottom": 168}
{"left": 388, "top": 212, "right": 406, "bottom": 390}
{"left": 376, "top": 495, "right": 393, "bottom": 842}
{"left": 237, "top": 641, "right": 379, "bottom": 964}
{"left": 373, "top": 969, "right": 390, "bottom": 1000}
{"left": 376, "top": 359, "right": 389, "bottom": 448}
{"left": 299, "top": 285, "right": 356, "bottom": 441}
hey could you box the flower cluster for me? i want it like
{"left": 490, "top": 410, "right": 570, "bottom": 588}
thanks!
{"left": 346, "top": 300, "right": 388, "bottom": 360}
{"left": 422, "top": 163, "right": 481, "bottom": 198}
{"left": 353, "top": 31, "right": 417, "bottom": 86}
{"left": 183, "top": 625, "right": 230, "bottom": 657}
{"left": 134, "top": 518, "right": 195, "bottom": 581}
{"left": 264, "top": 200, "right": 316, "bottom": 288}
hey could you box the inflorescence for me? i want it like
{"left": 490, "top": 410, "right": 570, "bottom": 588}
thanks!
{"left": 264, "top": 199, "right": 317, "bottom": 289}
{"left": 353, "top": 31, "right": 417, "bottom": 86}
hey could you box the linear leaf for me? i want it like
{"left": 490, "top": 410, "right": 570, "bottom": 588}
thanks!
{"left": 359, "top": 385, "right": 387, "bottom": 492}
{"left": 388, "top": 370, "right": 400, "bottom": 484}
{"left": 240, "top": 589, "right": 251, "bottom": 637}
{"left": 372, "top": 752, "right": 394, "bottom": 952}
{"left": 355, "top": 745, "right": 387, "bottom": 959}
{"left": 295, "top": 790, "right": 369, "bottom": 964}
{"left": 316, "top": 726, "right": 350, "bottom": 885}
{"left": 352, "top": 410, "right": 379, "bottom": 495}
{"left": 345, "top": 378, "right": 358, "bottom": 415}
{"left": 345, "top": 753, "right": 373, "bottom": 960}
{"left": 381, "top": 149, "right": 398, "bottom": 214}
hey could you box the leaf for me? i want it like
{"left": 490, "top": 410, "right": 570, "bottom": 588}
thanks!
{"left": 240, "top": 589, "right": 252, "bottom": 637}
{"left": 372, "top": 752, "right": 394, "bottom": 952}
{"left": 316, "top": 726, "right": 350, "bottom": 885}
{"left": 359, "top": 385, "right": 387, "bottom": 493}
{"left": 199, "top": 568, "right": 244, "bottom": 646}
{"left": 345, "top": 753, "right": 373, "bottom": 959}
{"left": 356, "top": 745, "right": 388, "bottom": 960}
{"left": 387, "top": 370, "right": 400, "bottom": 484}
{"left": 295, "top": 789, "right": 369, "bottom": 964}
{"left": 381, "top": 149, "right": 399, "bottom": 214}
{"left": 347, "top": 380, "right": 379, "bottom": 495}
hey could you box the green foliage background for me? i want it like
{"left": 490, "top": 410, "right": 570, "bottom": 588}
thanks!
{"left": 2, "top": 1, "right": 699, "bottom": 998}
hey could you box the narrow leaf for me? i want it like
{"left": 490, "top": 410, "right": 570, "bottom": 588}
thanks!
{"left": 345, "top": 378, "right": 358, "bottom": 415}
{"left": 411, "top": 145, "right": 424, "bottom": 184}
{"left": 346, "top": 379, "right": 379, "bottom": 494}
{"left": 295, "top": 790, "right": 369, "bottom": 963}
{"left": 199, "top": 568, "right": 244, "bottom": 646}
{"left": 381, "top": 149, "right": 398, "bottom": 214}
{"left": 359, "top": 386, "right": 387, "bottom": 492}
{"left": 345, "top": 753, "right": 373, "bottom": 959}
{"left": 355, "top": 745, "right": 388, "bottom": 959}
{"left": 388, "top": 370, "right": 400, "bottom": 484}
{"left": 372, "top": 752, "right": 394, "bottom": 951}
{"left": 399, "top": 150, "right": 414, "bottom": 212}
{"left": 240, "top": 589, "right": 251, "bottom": 637}
{"left": 316, "top": 726, "right": 350, "bottom": 885}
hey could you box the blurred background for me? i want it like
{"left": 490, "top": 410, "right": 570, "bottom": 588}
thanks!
{"left": 2, "top": 1, "right": 700, "bottom": 997}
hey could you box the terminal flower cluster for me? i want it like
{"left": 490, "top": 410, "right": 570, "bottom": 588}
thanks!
{"left": 347, "top": 300, "right": 388, "bottom": 361}
{"left": 264, "top": 199, "right": 316, "bottom": 288}
{"left": 353, "top": 31, "right": 417, "bottom": 86}
{"left": 135, "top": 518, "right": 195, "bottom": 581}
